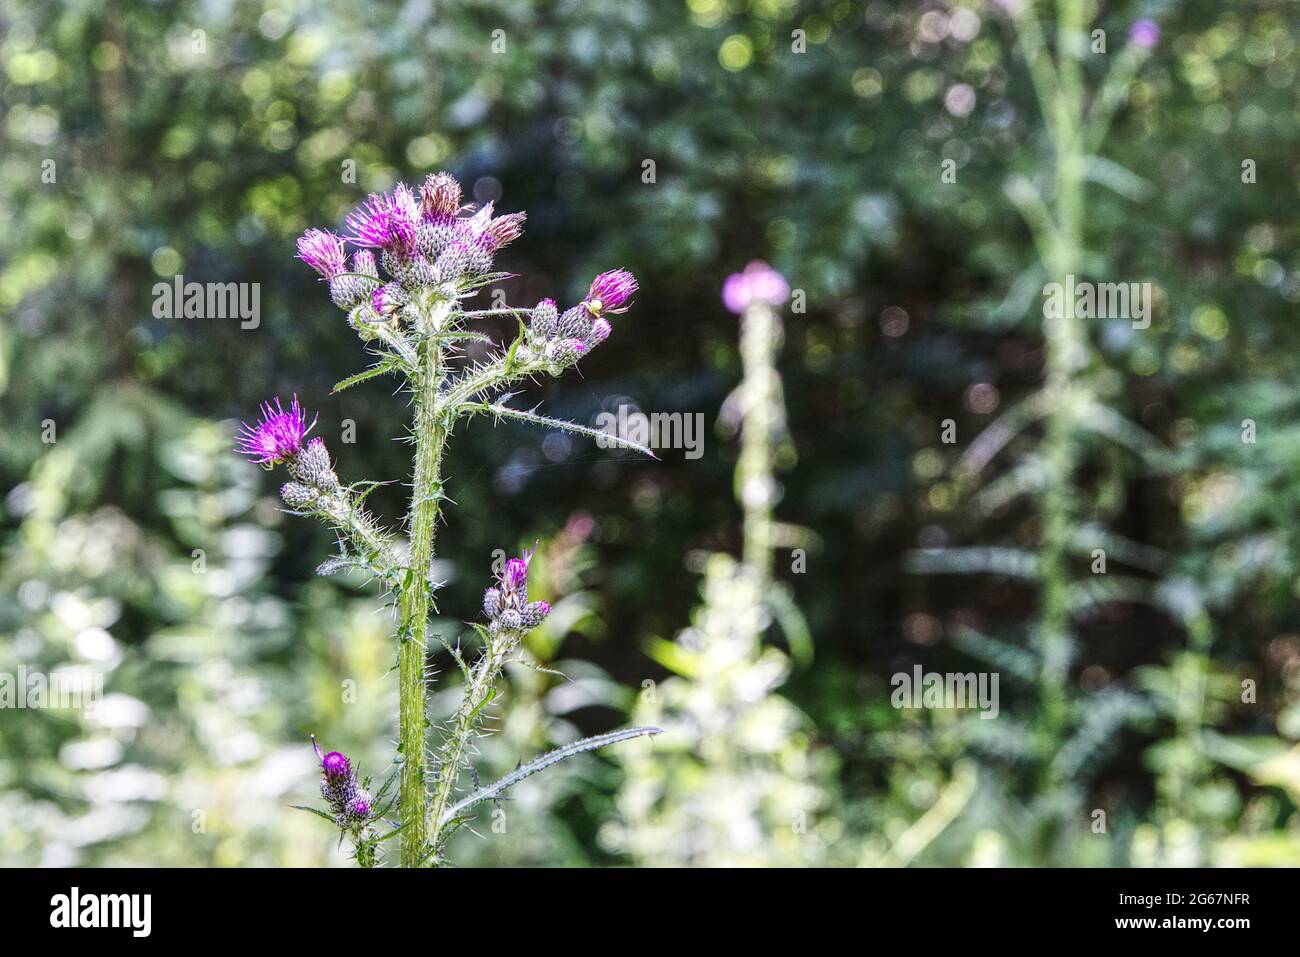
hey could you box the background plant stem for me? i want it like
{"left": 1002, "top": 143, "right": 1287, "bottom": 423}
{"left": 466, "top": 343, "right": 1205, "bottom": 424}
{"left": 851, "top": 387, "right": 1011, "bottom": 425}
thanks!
{"left": 738, "top": 300, "right": 780, "bottom": 586}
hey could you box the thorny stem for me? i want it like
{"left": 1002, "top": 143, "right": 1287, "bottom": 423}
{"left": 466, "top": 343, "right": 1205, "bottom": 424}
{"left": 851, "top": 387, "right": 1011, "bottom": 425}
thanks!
{"left": 427, "top": 628, "right": 523, "bottom": 859}
{"left": 397, "top": 301, "right": 452, "bottom": 867}
{"left": 315, "top": 492, "right": 401, "bottom": 581}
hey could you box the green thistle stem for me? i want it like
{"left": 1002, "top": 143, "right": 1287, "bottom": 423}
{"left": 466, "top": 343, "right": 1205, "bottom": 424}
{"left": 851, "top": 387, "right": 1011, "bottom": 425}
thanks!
{"left": 427, "top": 629, "right": 522, "bottom": 859}
{"left": 396, "top": 305, "right": 451, "bottom": 867}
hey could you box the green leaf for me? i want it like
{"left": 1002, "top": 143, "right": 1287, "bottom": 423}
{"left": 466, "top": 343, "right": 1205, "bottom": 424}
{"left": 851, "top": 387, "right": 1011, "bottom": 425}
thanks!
{"left": 765, "top": 583, "right": 813, "bottom": 667}
{"left": 438, "top": 726, "right": 663, "bottom": 827}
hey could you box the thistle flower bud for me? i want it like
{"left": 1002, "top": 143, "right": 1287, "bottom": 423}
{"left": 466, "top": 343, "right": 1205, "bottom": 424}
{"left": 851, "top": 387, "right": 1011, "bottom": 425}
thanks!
{"left": 586, "top": 317, "right": 612, "bottom": 349}
{"left": 329, "top": 275, "right": 369, "bottom": 311}
{"left": 530, "top": 298, "right": 559, "bottom": 339}
{"left": 520, "top": 600, "right": 552, "bottom": 630}
{"left": 547, "top": 338, "right": 587, "bottom": 367}
{"left": 347, "top": 304, "right": 383, "bottom": 341}
{"left": 483, "top": 587, "right": 502, "bottom": 619}
{"left": 292, "top": 437, "right": 340, "bottom": 492}
{"left": 498, "top": 609, "right": 523, "bottom": 632}
{"left": 382, "top": 250, "right": 435, "bottom": 289}
{"left": 557, "top": 305, "right": 594, "bottom": 341}
{"left": 281, "top": 481, "right": 318, "bottom": 509}
{"left": 372, "top": 282, "right": 409, "bottom": 317}
{"left": 311, "top": 736, "right": 372, "bottom": 829}
{"left": 237, "top": 395, "right": 313, "bottom": 466}
{"left": 434, "top": 238, "right": 491, "bottom": 283}
{"left": 322, "top": 750, "right": 351, "bottom": 780}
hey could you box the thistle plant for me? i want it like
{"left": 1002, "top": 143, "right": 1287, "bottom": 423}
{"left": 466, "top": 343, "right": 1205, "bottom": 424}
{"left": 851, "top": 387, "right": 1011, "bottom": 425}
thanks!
{"left": 239, "top": 171, "right": 658, "bottom": 867}
{"left": 909, "top": 6, "right": 1170, "bottom": 860}
{"left": 607, "top": 262, "right": 832, "bottom": 865}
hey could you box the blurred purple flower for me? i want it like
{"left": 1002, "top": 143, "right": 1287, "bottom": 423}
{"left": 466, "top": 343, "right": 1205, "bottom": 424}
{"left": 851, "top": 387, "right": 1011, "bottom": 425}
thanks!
{"left": 1129, "top": 19, "right": 1159, "bottom": 49}
{"left": 722, "top": 261, "right": 790, "bottom": 314}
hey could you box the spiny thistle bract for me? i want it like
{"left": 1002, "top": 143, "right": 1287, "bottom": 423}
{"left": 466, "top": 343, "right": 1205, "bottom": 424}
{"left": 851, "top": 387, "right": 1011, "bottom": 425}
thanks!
{"left": 238, "top": 171, "right": 660, "bottom": 867}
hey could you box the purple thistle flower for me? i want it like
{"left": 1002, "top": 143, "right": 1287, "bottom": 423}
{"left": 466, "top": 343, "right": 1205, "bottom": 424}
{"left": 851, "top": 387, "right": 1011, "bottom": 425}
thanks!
{"left": 236, "top": 396, "right": 312, "bottom": 466}
{"left": 1129, "top": 19, "right": 1159, "bottom": 49}
{"left": 297, "top": 229, "right": 347, "bottom": 279}
{"left": 348, "top": 796, "right": 371, "bottom": 819}
{"left": 346, "top": 191, "right": 418, "bottom": 255}
{"left": 585, "top": 269, "right": 638, "bottom": 315}
{"left": 311, "top": 734, "right": 351, "bottom": 780}
{"left": 322, "top": 751, "right": 351, "bottom": 780}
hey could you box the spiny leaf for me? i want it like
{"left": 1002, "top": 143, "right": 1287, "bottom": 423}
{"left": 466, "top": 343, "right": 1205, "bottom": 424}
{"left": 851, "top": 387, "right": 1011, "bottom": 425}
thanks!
{"left": 482, "top": 402, "right": 659, "bottom": 459}
{"left": 438, "top": 726, "right": 663, "bottom": 827}
{"left": 290, "top": 805, "right": 337, "bottom": 824}
{"left": 333, "top": 361, "right": 400, "bottom": 394}
{"left": 906, "top": 546, "right": 1039, "bottom": 580}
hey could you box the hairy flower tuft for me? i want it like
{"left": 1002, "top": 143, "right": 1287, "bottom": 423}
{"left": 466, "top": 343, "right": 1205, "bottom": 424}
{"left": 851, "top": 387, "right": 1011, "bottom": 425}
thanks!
{"left": 237, "top": 396, "right": 313, "bottom": 466}
{"left": 347, "top": 191, "right": 418, "bottom": 255}
{"left": 485, "top": 211, "right": 526, "bottom": 250}
{"left": 297, "top": 229, "right": 348, "bottom": 279}
{"left": 585, "top": 269, "right": 638, "bottom": 315}
{"left": 420, "top": 171, "right": 463, "bottom": 221}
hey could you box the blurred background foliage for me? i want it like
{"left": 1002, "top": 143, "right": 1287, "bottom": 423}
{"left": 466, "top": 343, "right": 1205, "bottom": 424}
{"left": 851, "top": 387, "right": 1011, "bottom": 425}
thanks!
{"left": 1, "top": 0, "right": 1298, "bottom": 866}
